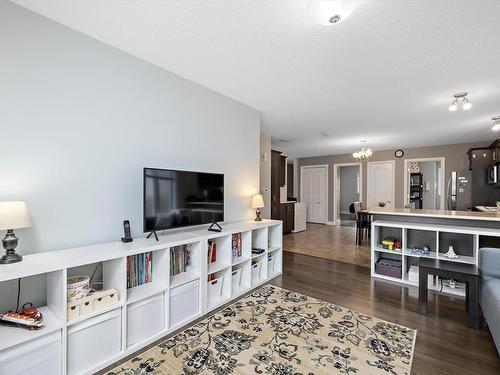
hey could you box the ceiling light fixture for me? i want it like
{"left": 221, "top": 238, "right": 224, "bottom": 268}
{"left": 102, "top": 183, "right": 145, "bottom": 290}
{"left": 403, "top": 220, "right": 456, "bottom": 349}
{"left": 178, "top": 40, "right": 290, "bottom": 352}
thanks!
{"left": 492, "top": 116, "right": 500, "bottom": 132}
{"left": 308, "top": 0, "right": 363, "bottom": 25}
{"left": 279, "top": 138, "right": 293, "bottom": 143}
{"left": 448, "top": 92, "right": 472, "bottom": 111}
{"left": 353, "top": 140, "right": 373, "bottom": 162}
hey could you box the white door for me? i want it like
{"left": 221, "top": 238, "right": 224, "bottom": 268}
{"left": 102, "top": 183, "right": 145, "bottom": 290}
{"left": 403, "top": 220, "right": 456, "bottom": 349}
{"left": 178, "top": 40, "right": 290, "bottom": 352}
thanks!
{"left": 367, "top": 161, "right": 395, "bottom": 208}
{"left": 301, "top": 166, "right": 327, "bottom": 223}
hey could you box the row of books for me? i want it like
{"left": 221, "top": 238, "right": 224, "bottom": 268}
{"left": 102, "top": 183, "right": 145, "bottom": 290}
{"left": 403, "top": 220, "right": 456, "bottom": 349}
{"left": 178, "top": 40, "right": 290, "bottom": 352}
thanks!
{"left": 170, "top": 244, "right": 192, "bottom": 276}
{"left": 127, "top": 252, "right": 153, "bottom": 289}
{"left": 232, "top": 233, "right": 242, "bottom": 258}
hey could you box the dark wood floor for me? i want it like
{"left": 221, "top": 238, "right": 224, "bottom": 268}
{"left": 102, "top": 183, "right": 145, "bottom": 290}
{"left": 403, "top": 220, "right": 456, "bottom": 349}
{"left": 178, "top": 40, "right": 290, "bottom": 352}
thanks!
{"left": 273, "top": 252, "right": 500, "bottom": 375}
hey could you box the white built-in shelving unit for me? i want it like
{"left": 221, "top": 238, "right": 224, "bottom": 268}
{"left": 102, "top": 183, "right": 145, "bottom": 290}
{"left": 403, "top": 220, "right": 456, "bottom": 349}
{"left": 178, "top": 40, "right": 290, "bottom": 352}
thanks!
{"left": 0, "top": 220, "right": 282, "bottom": 375}
{"left": 371, "top": 220, "right": 500, "bottom": 297}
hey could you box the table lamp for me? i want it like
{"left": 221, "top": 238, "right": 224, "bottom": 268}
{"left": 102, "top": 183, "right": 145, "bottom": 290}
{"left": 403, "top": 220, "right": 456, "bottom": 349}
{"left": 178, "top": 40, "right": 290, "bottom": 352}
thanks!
{"left": 0, "top": 201, "right": 32, "bottom": 264}
{"left": 252, "top": 194, "right": 265, "bottom": 221}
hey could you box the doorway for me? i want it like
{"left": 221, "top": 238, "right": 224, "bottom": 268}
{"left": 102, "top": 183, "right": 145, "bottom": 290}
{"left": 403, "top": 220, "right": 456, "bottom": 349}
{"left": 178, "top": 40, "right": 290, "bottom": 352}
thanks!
{"left": 333, "top": 163, "right": 362, "bottom": 225}
{"left": 367, "top": 160, "right": 395, "bottom": 208}
{"left": 403, "top": 158, "right": 445, "bottom": 209}
{"left": 300, "top": 165, "right": 328, "bottom": 224}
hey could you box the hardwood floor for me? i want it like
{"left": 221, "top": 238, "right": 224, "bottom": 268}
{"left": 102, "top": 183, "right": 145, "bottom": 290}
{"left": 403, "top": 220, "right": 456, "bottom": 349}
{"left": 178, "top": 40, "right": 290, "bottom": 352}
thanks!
{"left": 284, "top": 223, "right": 371, "bottom": 268}
{"left": 100, "top": 251, "right": 500, "bottom": 374}
{"left": 273, "top": 252, "right": 500, "bottom": 375}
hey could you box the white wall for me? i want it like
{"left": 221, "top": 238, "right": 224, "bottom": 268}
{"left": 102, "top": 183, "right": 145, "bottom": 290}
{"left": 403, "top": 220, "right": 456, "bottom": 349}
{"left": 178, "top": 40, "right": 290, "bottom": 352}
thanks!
{"left": 0, "top": 1, "right": 261, "bottom": 255}
{"left": 259, "top": 133, "right": 271, "bottom": 219}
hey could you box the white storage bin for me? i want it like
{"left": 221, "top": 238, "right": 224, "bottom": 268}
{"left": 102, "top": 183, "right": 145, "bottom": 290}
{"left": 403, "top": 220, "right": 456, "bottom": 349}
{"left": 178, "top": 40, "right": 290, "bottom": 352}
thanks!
{"left": 207, "top": 275, "right": 224, "bottom": 303}
{"left": 267, "top": 253, "right": 276, "bottom": 274}
{"left": 93, "top": 292, "right": 108, "bottom": 312}
{"left": 79, "top": 297, "right": 94, "bottom": 315}
{"left": 106, "top": 289, "right": 120, "bottom": 306}
{"left": 67, "top": 309, "right": 122, "bottom": 375}
{"left": 231, "top": 268, "right": 242, "bottom": 292}
{"left": 0, "top": 331, "right": 62, "bottom": 375}
{"left": 67, "top": 301, "right": 80, "bottom": 321}
{"left": 170, "top": 280, "right": 200, "bottom": 328}
{"left": 251, "top": 262, "right": 262, "bottom": 280}
{"left": 127, "top": 293, "right": 165, "bottom": 347}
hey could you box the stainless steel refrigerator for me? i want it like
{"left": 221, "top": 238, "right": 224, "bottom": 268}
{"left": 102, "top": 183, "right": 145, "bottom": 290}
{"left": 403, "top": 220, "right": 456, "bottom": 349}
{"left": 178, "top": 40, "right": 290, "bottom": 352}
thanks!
{"left": 446, "top": 171, "right": 471, "bottom": 210}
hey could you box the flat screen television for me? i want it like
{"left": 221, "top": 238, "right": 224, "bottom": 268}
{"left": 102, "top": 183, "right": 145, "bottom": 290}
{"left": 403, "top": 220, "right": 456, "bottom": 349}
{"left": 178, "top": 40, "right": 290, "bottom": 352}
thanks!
{"left": 143, "top": 168, "right": 224, "bottom": 232}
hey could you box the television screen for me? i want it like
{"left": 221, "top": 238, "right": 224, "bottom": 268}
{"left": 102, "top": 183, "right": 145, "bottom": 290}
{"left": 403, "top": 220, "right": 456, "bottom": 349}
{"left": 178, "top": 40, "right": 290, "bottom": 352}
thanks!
{"left": 143, "top": 168, "right": 224, "bottom": 232}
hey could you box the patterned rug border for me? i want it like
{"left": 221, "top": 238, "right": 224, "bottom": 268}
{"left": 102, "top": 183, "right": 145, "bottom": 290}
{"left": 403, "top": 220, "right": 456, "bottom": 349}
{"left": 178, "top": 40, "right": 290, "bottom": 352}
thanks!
{"left": 108, "top": 284, "right": 418, "bottom": 375}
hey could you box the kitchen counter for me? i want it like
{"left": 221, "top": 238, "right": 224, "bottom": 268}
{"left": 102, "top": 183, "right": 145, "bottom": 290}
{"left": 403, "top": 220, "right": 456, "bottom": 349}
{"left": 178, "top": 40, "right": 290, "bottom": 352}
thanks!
{"left": 367, "top": 207, "right": 500, "bottom": 222}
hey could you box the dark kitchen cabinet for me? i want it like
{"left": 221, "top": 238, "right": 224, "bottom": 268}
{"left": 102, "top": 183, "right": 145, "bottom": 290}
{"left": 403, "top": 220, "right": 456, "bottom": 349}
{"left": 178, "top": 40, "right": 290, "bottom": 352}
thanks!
{"left": 279, "top": 155, "right": 287, "bottom": 187}
{"left": 271, "top": 150, "right": 294, "bottom": 233}
{"left": 284, "top": 203, "right": 295, "bottom": 233}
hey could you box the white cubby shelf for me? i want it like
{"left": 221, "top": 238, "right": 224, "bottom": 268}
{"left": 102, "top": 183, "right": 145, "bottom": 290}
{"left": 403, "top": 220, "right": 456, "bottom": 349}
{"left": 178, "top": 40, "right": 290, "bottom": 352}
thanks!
{"left": 0, "top": 219, "right": 282, "bottom": 375}
{"left": 371, "top": 220, "right": 500, "bottom": 298}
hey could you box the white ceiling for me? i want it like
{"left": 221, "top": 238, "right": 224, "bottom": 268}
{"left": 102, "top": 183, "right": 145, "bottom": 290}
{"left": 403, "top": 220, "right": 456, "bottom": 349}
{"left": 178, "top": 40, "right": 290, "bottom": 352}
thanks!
{"left": 12, "top": 0, "right": 500, "bottom": 158}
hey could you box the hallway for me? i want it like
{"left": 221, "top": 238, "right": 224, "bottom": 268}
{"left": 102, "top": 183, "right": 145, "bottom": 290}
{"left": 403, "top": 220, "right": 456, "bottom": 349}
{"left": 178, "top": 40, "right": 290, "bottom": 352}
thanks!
{"left": 283, "top": 223, "right": 371, "bottom": 268}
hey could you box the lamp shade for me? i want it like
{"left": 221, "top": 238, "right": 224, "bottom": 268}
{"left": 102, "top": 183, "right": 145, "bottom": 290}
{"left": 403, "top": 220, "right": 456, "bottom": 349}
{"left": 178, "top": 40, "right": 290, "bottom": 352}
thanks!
{"left": 0, "top": 201, "right": 32, "bottom": 230}
{"left": 251, "top": 194, "right": 265, "bottom": 209}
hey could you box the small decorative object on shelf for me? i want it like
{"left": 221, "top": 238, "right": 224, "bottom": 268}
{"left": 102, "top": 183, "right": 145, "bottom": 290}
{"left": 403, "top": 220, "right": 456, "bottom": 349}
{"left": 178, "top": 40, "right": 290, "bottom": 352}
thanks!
{"left": 0, "top": 303, "right": 44, "bottom": 330}
{"left": 410, "top": 246, "right": 431, "bottom": 256}
{"left": 377, "top": 201, "right": 387, "bottom": 207}
{"left": 381, "top": 237, "right": 401, "bottom": 252}
{"left": 497, "top": 201, "right": 500, "bottom": 212}
{"left": 444, "top": 245, "right": 459, "bottom": 259}
{"left": 251, "top": 194, "right": 265, "bottom": 221}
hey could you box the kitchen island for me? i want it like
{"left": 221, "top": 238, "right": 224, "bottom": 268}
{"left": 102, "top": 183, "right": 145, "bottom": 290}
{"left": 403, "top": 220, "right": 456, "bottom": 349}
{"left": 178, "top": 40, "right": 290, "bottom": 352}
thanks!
{"left": 368, "top": 207, "right": 500, "bottom": 296}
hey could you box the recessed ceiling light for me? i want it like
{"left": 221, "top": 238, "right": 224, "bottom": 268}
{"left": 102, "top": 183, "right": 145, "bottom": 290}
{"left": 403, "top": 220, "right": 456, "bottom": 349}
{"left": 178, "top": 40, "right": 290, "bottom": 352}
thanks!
{"left": 308, "top": 0, "right": 363, "bottom": 26}
{"left": 279, "top": 138, "right": 293, "bottom": 143}
{"left": 492, "top": 116, "right": 500, "bottom": 132}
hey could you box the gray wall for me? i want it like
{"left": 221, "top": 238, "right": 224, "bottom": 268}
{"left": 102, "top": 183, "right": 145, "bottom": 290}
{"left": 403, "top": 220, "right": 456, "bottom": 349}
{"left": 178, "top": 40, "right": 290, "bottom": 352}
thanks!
{"left": 298, "top": 141, "right": 492, "bottom": 222}
{"left": 339, "top": 166, "right": 359, "bottom": 213}
{"left": 0, "top": 1, "right": 261, "bottom": 255}
{"left": 259, "top": 133, "right": 271, "bottom": 219}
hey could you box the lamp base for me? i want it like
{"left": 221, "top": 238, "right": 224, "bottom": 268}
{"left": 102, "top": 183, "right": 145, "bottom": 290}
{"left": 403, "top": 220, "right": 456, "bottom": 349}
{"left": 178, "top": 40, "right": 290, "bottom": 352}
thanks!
{"left": 254, "top": 209, "right": 262, "bottom": 222}
{"left": 1, "top": 229, "right": 23, "bottom": 264}
{"left": 0, "top": 251, "right": 23, "bottom": 264}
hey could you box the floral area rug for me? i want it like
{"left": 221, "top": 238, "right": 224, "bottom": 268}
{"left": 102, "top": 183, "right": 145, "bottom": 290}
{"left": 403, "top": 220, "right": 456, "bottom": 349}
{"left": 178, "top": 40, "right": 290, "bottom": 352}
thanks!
{"left": 107, "top": 285, "right": 416, "bottom": 375}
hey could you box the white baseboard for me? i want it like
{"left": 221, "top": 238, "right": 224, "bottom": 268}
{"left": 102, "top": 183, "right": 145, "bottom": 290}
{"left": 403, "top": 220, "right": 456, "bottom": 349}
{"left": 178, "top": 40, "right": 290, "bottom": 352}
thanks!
{"left": 326, "top": 221, "right": 336, "bottom": 225}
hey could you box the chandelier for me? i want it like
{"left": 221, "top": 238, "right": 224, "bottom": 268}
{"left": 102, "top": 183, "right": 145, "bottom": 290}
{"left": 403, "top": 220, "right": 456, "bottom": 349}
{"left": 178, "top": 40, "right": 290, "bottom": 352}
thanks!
{"left": 353, "top": 140, "right": 373, "bottom": 162}
{"left": 448, "top": 92, "right": 471, "bottom": 111}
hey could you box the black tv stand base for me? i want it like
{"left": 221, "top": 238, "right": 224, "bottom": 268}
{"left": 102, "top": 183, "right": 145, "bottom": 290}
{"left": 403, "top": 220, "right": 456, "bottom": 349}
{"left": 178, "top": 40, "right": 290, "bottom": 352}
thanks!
{"left": 208, "top": 222, "right": 222, "bottom": 232}
{"left": 146, "top": 231, "right": 159, "bottom": 241}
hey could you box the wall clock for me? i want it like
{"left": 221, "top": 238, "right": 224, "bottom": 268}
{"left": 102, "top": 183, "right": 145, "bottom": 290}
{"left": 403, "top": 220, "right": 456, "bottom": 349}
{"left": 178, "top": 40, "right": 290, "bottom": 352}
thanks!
{"left": 394, "top": 149, "right": 404, "bottom": 158}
